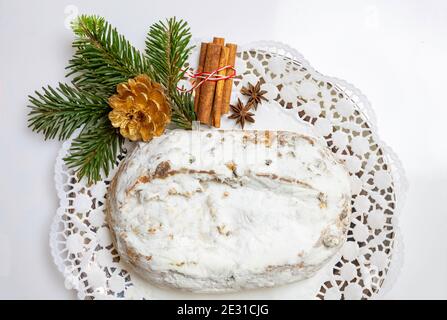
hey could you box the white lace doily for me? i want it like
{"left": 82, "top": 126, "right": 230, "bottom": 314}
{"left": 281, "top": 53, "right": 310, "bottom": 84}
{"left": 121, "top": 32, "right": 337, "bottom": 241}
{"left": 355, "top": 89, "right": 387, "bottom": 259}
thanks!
{"left": 50, "top": 41, "right": 407, "bottom": 300}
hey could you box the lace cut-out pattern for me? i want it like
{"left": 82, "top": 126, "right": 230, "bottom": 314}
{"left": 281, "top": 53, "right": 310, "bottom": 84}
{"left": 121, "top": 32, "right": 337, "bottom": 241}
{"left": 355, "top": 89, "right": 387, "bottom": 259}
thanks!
{"left": 50, "top": 42, "right": 407, "bottom": 300}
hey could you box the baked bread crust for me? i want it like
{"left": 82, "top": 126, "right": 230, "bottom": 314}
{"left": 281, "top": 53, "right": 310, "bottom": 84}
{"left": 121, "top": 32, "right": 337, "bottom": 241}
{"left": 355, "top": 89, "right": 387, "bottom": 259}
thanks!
{"left": 106, "top": 129, "right": 351, "bottom": 293}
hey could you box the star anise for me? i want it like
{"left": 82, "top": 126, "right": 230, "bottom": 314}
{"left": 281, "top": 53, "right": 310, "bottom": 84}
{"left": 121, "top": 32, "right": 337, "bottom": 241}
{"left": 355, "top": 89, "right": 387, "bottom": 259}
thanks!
{"left": 240, "top": 81, "right": 268, "bottom": 110}
{"left": 228, "top": 98, "right": 255, "bottom": 129}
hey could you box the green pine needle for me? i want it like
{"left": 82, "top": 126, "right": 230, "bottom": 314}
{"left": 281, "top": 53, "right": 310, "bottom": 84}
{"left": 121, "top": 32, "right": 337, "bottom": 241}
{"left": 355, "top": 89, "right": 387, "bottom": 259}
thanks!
{"left": 145, "top": 17, "right": 196, "bottom": 129}
{"left": 67, "top": 15, "right": 148, "bottom": 97}
{"left": 170, "top": 90, "right": 196, "bottom": 130}
{"left": 28, "top": 15, "right": 198, "bottom": 183}
{"left": 64, "top": 118, "right": 124, "bottom": 184}
{"left": 145, "top": 17, "right": 194, "bottom": 96}
{"left": 27, "top": 83, "right": 109, "bottom": 141}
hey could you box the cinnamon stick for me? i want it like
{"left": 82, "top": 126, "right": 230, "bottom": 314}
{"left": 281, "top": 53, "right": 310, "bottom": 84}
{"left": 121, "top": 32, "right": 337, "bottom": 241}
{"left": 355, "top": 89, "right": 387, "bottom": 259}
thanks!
{"left": 212, "top": 46, "right": 229, "bottom": 128}
{"left": 213, "top": 37, "right": 225, "bottom": 46}
{"left": 222, "top": 43, "right": 237, "bottom": 114}
{"left": 197, "top": 43, "right": 221, "bottom": 125}
{"left": 194, "top": 43, "right": 208, "bottom": 113}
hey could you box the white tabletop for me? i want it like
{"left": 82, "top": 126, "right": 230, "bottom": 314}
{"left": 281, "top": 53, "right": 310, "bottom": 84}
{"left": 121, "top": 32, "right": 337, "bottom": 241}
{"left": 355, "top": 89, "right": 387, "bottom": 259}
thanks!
{"left": 1, "top": 0, "right": 446, "bottom": 299}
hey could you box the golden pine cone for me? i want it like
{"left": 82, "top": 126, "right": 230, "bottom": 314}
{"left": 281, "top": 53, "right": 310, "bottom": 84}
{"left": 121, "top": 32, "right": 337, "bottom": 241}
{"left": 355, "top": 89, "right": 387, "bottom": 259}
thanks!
{"left": 108, "top": 74, "right": 171, "bottom": 142}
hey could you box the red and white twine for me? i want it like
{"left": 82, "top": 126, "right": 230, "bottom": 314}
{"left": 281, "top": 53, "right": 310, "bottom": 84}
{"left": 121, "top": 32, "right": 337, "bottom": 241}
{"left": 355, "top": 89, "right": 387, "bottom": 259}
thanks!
{"left": 177, "top": 65, "right": 236, "bottom": 93}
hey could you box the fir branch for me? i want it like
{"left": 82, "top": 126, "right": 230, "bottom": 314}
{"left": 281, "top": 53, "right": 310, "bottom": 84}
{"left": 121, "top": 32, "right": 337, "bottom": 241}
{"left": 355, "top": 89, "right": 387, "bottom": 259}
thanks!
{"left": 27, "top": 83, "right": 109, "bottom": 140}
{"left": 28, "top": 15, "right": 198, "bottom": 183}
{"left": 64, "top": 118, "right": 124, "bottom": 184}
{"left": 170, "top": 91, "right": 196, "bottom": 130}
{"left": 145, "top": 17, "right": 194, "bottom": 96}
{"left": 67, "top": 15, "right": 148, "bottom": 97}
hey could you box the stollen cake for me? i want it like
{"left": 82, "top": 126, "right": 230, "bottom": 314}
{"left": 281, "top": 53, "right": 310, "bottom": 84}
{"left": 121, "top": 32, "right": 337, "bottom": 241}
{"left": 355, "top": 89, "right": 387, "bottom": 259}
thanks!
{"left": 106, "top": 129, "right": 351, "bottom": 293}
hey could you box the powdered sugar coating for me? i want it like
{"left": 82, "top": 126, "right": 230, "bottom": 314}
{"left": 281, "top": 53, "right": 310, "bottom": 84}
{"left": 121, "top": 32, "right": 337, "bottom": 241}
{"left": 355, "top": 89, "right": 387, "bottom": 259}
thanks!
{"left": 107, "top": 130, "right": 351, "bottom": 293}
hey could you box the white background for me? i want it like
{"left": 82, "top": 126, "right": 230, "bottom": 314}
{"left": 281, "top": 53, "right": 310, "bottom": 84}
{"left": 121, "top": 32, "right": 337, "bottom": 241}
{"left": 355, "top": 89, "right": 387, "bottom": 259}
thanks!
{"left": 1, "top": 0, "right": 446, "bottom": 299}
